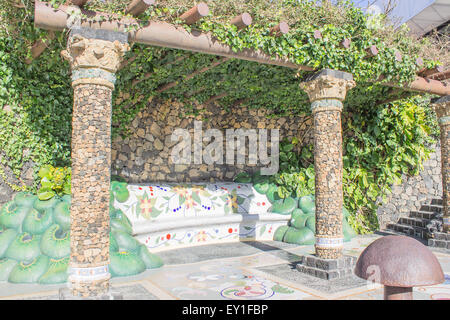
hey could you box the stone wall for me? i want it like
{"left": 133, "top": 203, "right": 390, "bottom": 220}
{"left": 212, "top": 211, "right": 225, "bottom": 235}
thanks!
{"left": 376, "top": 142, "right": 442, "bottom": 229}
{"left": 111, "top": 98, "right": 314, "bottom": 183}
{"left": 0, "top": 156, "right": 35, "bottom": 206}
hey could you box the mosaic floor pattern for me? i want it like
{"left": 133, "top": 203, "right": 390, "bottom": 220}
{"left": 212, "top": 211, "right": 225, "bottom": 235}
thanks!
{"left": 0, "top": 235, "right": 448, "bottom": 300}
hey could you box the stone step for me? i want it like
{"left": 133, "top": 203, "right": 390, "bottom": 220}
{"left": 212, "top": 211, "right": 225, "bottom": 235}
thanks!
{"left": 429, "top": 232, "right": 450, "bottom": 241}
{"left": 419, "top": 204, "right": 442, "bottom": 213}
{"left": 398, "top": 216, "right": 429, "bottom": 228}
{"left": 431, "top": 198, "right": 443, "bottom": 206}
{"left": 428, "top": 238, "right": 450, "bottom": 250}
{"left": 409, "top": 210, "right": 438, "bottom": 220}
{"left": 386, "top": 223, "right": 429, "bottom": 239}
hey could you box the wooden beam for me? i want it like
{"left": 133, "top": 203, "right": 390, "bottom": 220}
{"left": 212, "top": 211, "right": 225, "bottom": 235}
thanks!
{"left": 125, "top": 0, "right": 155, "bottom": 17}
{"left": 270, "top": 22, "right": 289, "bottom": 36}
{"left": 179, "top": 3, "right": 209, "bottom": 25}
{"left": 394, "top": 51, "right": 402, "bottom": 62}
{"left": 33, "top": 1, "right": 450, "bottom": 96}
{"left": 340, "top": 38, "right": 351, "bottom": 49}
{"left": 313, "top": 30, "right": 322, "bottom": 39}
{"left": 231, "top": 13, "right": 252, "bottom": 30}
{"left": 419, "top": 65, "right": 444, "bottom": 77}
{"left": 34, "top": 2, "right": 308, "bottom": 70}
{"left": 184, "top": 57, "right": 229, "bottom": 81}
{"left": 365, "top": 45, "right": 378, "bottom": 58}
{"left": 120, "top": 54, "right": 138, "bottom": 69}
{"left": 384, "top": 76, "right": 449, "bottom": 96}
{"left": 71, "top": 0, "right": 88, "bottom": 7}
{"left": 428, "top": 69, "right": 450, "bottom": 81}
{"left": 204, "top": 92, "right": 227, "bottom": 105}
{"left": 25, "top": 31, "right": 55, "bottom": 64}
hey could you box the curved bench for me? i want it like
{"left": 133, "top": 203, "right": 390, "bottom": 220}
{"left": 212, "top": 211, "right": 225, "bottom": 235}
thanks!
{"left": 112, "top": 183, "right": 290, "bottom": 252}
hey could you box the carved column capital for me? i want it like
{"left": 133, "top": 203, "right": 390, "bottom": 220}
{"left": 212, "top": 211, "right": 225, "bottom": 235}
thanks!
{"left": 300, "top": 70, "right": 356, "bottom": 103}
{"left": 61, "top": 34, "right": 130, "bottom": 73}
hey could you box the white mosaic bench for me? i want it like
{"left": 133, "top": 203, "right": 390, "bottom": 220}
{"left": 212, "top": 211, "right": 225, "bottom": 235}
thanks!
{"left": 112, "top": 183, "right": 290, "bottom": 252}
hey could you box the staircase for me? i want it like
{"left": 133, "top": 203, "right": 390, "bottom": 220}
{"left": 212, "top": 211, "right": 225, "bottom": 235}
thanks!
{"left": 384, "top": 198, "right": 449, "bottom": 250}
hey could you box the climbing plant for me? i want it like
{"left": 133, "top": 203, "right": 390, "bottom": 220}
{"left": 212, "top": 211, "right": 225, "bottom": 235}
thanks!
{"left": 271, "top": 95, "right": 439, "bottom": 233}
{"left": 0, "top": 0, "right": 443, "bottom": 232}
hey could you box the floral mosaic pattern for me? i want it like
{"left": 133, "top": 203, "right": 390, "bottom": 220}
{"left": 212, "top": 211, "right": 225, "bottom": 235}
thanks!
{"left": 135, "top": 221, "right": 287, "bottom": 252}
{"left": 149, "top": 258, "right": 310, "bottom": 300}
{"left": 114, "top": 183, "right": 272, "bottom": 224}
{"left": 112, "top": 183, "right": 288, "bottom": 251}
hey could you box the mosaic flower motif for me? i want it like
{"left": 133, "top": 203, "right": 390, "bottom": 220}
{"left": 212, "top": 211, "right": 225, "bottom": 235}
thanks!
{"left": 221, "top": 282, "right": 274, "bottom": 300}
{"left": 191, "top": 185, "right": 211, "bottom": 197}
{"left": 225, "top": 191, "right": 239, "bottom": 213}
{"left": 185, "top": 194, "right": 197, "bottom": 209}
{"left": 136, "top": 192, "right": 161, "bottom": 219}
{"left": 172, "top": 185, "right": 189, "bottom": 198}
{"left": 196, "top": 231, "right": 207, "bottom": 242}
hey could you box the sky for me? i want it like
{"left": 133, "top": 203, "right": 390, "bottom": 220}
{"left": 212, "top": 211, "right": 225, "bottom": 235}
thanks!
{"left": 352, "top": 0, "right": 437, "bottom": 26}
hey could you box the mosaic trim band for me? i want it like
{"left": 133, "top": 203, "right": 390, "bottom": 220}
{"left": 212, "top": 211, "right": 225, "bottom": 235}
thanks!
{"left": 71, "top": 68, "right": 117, "bottom": 84}
{"left": 68, "top": 265, "right": 110, "bottom": 281}
{"left": 311, "top": 99, "right": 343, "bottom": 113}
{"left": 315, "top": 237, "right": 344, "bottom": 248}
{"left": 438, "top": 116, "right": 450, "bottom": 125}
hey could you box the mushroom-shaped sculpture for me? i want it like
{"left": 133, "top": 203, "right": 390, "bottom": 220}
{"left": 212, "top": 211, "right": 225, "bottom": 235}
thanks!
{"left": 355, "top": 235, "right": 444, "bottom": 300}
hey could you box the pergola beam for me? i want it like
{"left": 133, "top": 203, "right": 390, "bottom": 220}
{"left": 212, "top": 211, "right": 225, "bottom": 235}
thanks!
{"left": 428, "top": 69, "right": 450, "bottom": 81}
{"left": 419, "top": 65, "right": 445, "bottom": 78}
{"left": 204, "top": 92, "right": 227, "bottom": 105}
{"left": 231, "top": 13, "right": 253, "bottom": 30}
{"left": 33, "top": 1, "right": 449, "bottom": 96}
{"left": 25, "top": 31, "right": 55, "bottom": 64}
{"left": 270, "top": 22, "right": 290, "bottom": 36}
{"left": 179, "top": 3, "right": 209, "bottom": 25}
{"left": 71, "top": 0, "right": 88, "bottom": 7}
{"left": 125, "top": 0, "right": 155, "bottom": 17}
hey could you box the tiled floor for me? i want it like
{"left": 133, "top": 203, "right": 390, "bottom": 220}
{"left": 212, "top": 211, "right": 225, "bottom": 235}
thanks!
{"left": 1, "top": 234, "right": 449, "bottom": 300}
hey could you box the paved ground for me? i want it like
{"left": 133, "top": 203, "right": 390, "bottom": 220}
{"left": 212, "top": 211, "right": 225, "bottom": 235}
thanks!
{"left": 1, "top": 234, "right": 449, "bottom": 300}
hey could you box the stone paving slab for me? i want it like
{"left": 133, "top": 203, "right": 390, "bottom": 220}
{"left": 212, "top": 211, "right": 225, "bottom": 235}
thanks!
{"left": 0, "top": 236, "right": 448, "bottom": 300}
{"left": 255, "top": 262, "right": 366, "bottom": 295}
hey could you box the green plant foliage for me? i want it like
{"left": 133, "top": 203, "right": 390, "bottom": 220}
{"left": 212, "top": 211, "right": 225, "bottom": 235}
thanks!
{"left": 37, "top": 165, "right": 71, "bottom": 200}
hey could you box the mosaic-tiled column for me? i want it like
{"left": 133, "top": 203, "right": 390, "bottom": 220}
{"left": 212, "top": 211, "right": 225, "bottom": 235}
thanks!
{"left": 432, "top": 96, "right": 450, "bottom": 233}
{"left": 300, "top": 69, "right": 355, "bottom": 259}
{"left": 61, "top": 28, "right": 129, "bottom": 297}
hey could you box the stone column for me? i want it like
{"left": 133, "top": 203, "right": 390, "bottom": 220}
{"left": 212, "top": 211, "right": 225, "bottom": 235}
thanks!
{"left": 300, "top": 69, "right": 355, "bottom": 259}
{"left": 433, "top": 96, "right": 450, "bottom": 233}
{"left": 61, "top": 28, "right": 129, "bottom": 297}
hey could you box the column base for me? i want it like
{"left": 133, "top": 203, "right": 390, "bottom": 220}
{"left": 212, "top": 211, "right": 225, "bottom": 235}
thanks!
{"left": 59, "top": 287, "right": 123, "bottom": 300}
{"left": 296, "top": 254, "right": 356, "bottom": 280}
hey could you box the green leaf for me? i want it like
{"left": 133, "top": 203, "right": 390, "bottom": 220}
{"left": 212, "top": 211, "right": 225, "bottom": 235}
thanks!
{"left": 37, "top": 187, "right": 56, "bottom": 201}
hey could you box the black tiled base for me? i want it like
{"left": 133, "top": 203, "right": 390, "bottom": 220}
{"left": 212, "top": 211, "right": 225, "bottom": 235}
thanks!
{"left": 59, "top": 288, "right": 123, "bottom": 300}
{"left": 296, "top": 255, "right": 356, "bottom": 280}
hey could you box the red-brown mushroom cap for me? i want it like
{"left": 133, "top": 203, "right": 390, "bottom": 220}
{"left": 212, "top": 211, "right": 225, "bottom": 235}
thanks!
{"left": 355, "top": 235, "right": 444, "bottom": 287}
